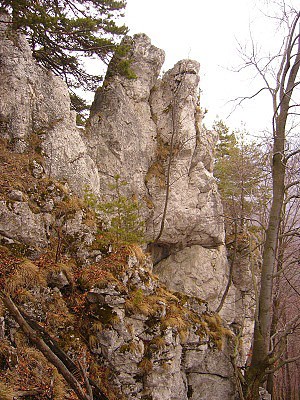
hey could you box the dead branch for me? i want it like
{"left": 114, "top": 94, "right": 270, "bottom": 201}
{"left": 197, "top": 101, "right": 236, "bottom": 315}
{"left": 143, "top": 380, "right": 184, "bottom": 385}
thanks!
{"left": 266, "top": 353, "right": 300, "bottom": 374}
{"left": 0, "top": 292, "right": 92, "bottom": 400}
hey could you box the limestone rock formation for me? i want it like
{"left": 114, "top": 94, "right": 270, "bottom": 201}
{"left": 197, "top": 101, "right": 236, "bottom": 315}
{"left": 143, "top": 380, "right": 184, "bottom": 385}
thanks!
{"left": 85, "top": 34, "right": 165, "bottom": 208}
{"left": 78, "top": 252, "right": 236, "bottom": 400}
{"left": 0, "top": 200, "right": 47, "bottom": 248}
{"left": 86, "top": 35, "right": 224, "bottom": 250}
{"left": 84, "top": 34, "right": 241, "bottom": 398}
{"left": 0, "top": 19, "right": 250, "bottom": 399}
{"left": 86, "top": 34, "right": 231, "bottom": 323}
{"left": 154, "top": 245, "right": 229, "bottom": 312}
{"left": 147, "top": 59, "right": 224, "bottom": 248}
{"left": 0, "top": 13, "right": 99, "bottom": 195}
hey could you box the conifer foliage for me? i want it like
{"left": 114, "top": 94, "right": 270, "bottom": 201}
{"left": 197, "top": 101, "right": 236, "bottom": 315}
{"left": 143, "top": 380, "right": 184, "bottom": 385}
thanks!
{"left": 0, "top": 0, "right": 128, "bottom": 109}
{"left": 85, "top": 175, "right": 145, "bottom": 248}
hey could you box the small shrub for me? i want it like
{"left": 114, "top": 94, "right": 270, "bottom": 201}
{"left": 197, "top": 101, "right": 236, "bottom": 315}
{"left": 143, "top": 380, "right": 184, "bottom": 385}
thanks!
{"left": 85, "top": 175, "right": 145, "bottom": 249}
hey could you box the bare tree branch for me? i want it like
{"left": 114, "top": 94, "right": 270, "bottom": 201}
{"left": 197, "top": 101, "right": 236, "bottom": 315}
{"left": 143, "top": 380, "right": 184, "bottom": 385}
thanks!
{"left": 0, "top": 292, "right": 93, "bottom": 400}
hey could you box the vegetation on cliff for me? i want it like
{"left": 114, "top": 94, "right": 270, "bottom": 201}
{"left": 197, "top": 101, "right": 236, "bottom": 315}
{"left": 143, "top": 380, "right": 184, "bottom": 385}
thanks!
{"left": 0, "top": 0, "right": 128, "bottom": 117}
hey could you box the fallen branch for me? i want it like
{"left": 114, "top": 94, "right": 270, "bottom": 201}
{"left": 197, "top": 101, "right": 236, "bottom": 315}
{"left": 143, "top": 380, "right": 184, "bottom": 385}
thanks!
{"left": 1, "top": 292, "right": 92, "bottom": 400}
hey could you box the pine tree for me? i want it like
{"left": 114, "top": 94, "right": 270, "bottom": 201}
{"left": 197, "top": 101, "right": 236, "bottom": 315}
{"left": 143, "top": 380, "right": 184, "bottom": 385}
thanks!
{"left": 214, "top": 120, "right": 269, "bottom": 235}
{"left": 0, "top": 0, "right": 128, "bottom": 115}
{"left": 85, "top": 175, "right": 145, "bottom": 249}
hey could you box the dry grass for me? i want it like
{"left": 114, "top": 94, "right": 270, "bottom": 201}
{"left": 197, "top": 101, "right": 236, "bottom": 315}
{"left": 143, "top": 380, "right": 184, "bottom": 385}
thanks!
{"left": 156, "top": 287, "right": 179, "bottom": 302}
{"left": 150, "top": 336, "right": 166, "bottom": 350}
{"left": 126, "top": 244, "right": 145, "bottom": 263}
{"left": 53, "top": 196, "right": 83, "bottom": 221}
{"left": 43, "top": 291, "right": 75, "bottom": 333}
{"left": 0, "top": 299, "right": 5, "bottom": 317}
{"left": 52, "top": 369, "right": 67, "bottom": 400}
{"left": 92, "top": 321, "right": 103, "bottom": 333}
{"left": 89, "top": 334, "right": 98, "bottom": 349}
{"left": 2, "top": 344, "right": 53, "bottom": 398}
{"left": 161, "top": 315, "right": 187, "bottom": 330}
{"left": 40, "top": 261, "right": 75, "bottom": 287}
{"left": 79, "top": 266, "right": 123, "bottom": 291}
{"left": 0, "top": 382, "right": 15, "bottom": 400}
{"left": 5, "top": 260, "right": 46, "bottom": 295}
{"left": 202, "top": 314, "right": 233, "bottom": 350}
{"left": 125, "top": 289, "right": 158, "bottom": 317}
{"left": 138, "top": 358, "right": 153, "bottom": 374}
{"left": 145, "top": 161, "right": 166, "bottom": 189}
{"left": 120, "top": 340, "right": 142, "bottom": 355}
{"left": 0, "top": 139, "right": 35, "bottom": 200}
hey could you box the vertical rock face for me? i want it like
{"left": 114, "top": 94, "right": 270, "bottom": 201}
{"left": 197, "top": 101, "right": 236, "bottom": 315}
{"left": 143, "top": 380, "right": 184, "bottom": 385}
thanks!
{"left": 87, "top": 34, "right": 230, "bottom": 319}
{"left": 0, "top": 14, "right": 99, "bottom": 194}
{"left": 154, "top": 245, "right": 229, "bottom": 312}
{"left": 86, "top": 34, "right": 165, "bottom": 199}
{"left": 86, "top": 36, "right": 224, "bottom": 249}
{"left": 147, "top": 59, "right": 224, "bottom": 248}
{"left": 83, "top": 34, "right": 238, "bottom": 398}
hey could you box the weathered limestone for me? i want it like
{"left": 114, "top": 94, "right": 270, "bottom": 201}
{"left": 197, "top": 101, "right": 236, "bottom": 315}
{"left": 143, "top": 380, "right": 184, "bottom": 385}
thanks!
{"left": 86, "top": 34, "right": 230, "bottom": 327}
{"left": 84, "top": 254, "right": 236, "bottom": 400}
{"left": 147, "top": 59, "right": 224, "bottom": 247}
{"left": 0, "top": 14, "right": 99, "bottom": 194}
{"left": 86, "top": 35, "right": 224, "bottom": 248}
{"left": 0, "top": 200, "right": 47, "bottom": 248}
{"left": 184, "top": 341, "right": 236, "bottom": 400}
{"left": 86, "top": 34, "right": 165, "bottom": 200}
{"left": 154, "top": 245, "right": 228, "bottom": 311}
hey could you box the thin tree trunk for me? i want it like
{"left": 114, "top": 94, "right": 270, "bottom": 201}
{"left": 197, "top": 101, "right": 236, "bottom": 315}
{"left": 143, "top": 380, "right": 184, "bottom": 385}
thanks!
{"left": 1, "top": 292, "right": 92, "bottom": 400}
{"left": 244, "top": 12, "right": 300, "bottom": 399}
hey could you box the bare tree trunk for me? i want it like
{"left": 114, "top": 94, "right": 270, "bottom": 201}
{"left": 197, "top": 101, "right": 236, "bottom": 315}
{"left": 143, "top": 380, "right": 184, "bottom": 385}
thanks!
{"left": 244, "top": 11, "right": 300, "bottom": 400}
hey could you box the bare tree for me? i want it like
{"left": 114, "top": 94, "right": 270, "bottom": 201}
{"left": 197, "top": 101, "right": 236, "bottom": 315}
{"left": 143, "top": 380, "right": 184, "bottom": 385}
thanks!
{"left": 267, "top": 151, "right": 300, "bottom": 398}
{"left": 235, "top": 5, "right": 300, "bottom": 399}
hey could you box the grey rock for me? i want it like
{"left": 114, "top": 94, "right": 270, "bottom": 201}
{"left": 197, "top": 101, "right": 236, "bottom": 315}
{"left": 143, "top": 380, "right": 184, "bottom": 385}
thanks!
{"left": 187, "top": 373, "right": 235, "bottom": 400}
{"left": 147, "top": 59, "right": 224, "bottom": 247}
{"left": 0, "top": 201, "right": 47, "bottom": 248}
{"left": 259, "top": 387, "right": 271, "bottom": 400}
{"left": 31, "top": 160, "right": 44, "bottom": 178}
{"left": 8, "top": 189, "right": 24, "bottom": 202}
{"left": 48, "top": 271, "right": 70, "bottom": 289}
{"left": 154, "top": 245, "right": 230, "bottom": 313}
{"left": 0, "top": 23, "right": 245, "bottom": 399}
{"left": 86, "top": 34, "right": 165, "bottom": 204}
{"left": 0, "top": 16, "right": 100, "bottom": 194}
{"left": 84, "top": 255, "right": 237, "bottom": 400}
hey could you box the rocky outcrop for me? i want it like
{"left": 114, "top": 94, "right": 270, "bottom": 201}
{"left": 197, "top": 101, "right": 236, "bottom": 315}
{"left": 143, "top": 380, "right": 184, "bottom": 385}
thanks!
{"left": 86, "top": 34, "right": 164, "bottom": 195}
{"left": 77, "top": 252, "right": 236, "bottom": 400}
{"left": 0, "top": 13, "right": 99, "bottom": 194}
{"left": 86, "top": 36, "right": 224, "bottom": 249}
{"left": 0, "top": 245, "right": 236, "bottom": 400}
{"left": 147, "top": 59, "right": 224, "bottom": 248}
{"left": 154, "top": 245, "right": 229, "bottom": 312}
{"left": 0, "top": 19, "right": 248, "bottom": 400}
{"left": 86, "top": 34, "right": 230, "bottom": 323}
{"left": 0, "top": 200, "right": 47, "bottom": 248}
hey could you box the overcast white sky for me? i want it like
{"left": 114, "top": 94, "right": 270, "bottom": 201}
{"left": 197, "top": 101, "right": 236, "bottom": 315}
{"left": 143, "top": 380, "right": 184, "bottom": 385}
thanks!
{"left": 123, "top": 0, "right": 297, "bottom": 136}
